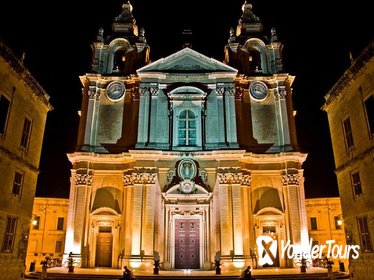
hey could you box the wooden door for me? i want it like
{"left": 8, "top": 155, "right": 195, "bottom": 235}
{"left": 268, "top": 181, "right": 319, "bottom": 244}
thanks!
{"left": 175, "top": 219, "right": 200, "bottom": 269}
{"left": 96, "top": 232, "right": 112, "bottom": 267}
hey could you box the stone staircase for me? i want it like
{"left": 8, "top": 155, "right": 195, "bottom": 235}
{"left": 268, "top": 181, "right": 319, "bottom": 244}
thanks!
{"left": 25, "top": 271, "right": 350, "bottom": 280}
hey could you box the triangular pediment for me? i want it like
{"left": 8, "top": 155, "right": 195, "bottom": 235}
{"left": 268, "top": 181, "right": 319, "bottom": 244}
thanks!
{"left": 137, "top": 48, "right": 238, "bottom": 73}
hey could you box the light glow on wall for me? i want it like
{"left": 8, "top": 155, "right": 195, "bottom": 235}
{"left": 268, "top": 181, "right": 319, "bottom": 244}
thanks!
{"left": 233, "top": 259, "right": 245, "bottom": 268}
{"left": 64, "top": 228, "right": 81, "bottom": 254}
{"left": 129, "top": 259, "right": 142, "bottom": 268}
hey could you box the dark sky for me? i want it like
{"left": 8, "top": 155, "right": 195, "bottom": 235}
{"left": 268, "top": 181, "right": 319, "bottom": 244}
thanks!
{"left": 0, "top": 1, "right": 373, "bottom": 198}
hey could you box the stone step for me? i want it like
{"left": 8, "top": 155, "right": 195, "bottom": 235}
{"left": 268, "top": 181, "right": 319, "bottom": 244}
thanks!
{"left": 25, "top": 271, "right": 350, "bottom": 280}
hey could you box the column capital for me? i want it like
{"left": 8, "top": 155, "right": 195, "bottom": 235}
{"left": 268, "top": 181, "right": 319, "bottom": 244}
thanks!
{"left": 75, "top": 173, "right": 93, "bottom": 186}
{"left": 282, "top": 174, "right": 300, "bottom": 186}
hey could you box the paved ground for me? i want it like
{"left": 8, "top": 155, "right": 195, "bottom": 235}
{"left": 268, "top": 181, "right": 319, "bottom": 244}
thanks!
{"left": 32, "top": 266, "right": 341, "bottom": 276}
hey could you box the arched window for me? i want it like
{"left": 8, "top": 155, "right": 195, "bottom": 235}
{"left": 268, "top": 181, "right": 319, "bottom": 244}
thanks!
{"left": 178, "top": 110, "right": 196, "bottom": 146}
{"left": 113, "top": 49, "right": 126, "bottom": 73}
{"left": 248, "top": 49, "right": 261, "bottom": 73}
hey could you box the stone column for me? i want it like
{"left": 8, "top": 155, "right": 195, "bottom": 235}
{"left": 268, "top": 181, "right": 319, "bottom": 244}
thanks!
{"left": 130, "top": 169, "right": 157, "bottom": 267}
{"left": 136, "top": 86, "right": 150, "bottom": 146}
{"left": 64, "top": 168, "right": 93, "bottom": 267}
{"left": 83, "top": 86, "right": 101, "bottom": 150}
{"left": 282, "top": 171, "right": 308, "bottom": 251}
{"left": 226, "top": 87, "right": 238, "bottom": 145}
{"left": 273, "top": 85, "right": 291, "bottom": 149}
{"left": 217, "top": 168, "right": 242, "bottom": 259}
{"left": 216, "top": 86, "right": 227, "bottom": 145}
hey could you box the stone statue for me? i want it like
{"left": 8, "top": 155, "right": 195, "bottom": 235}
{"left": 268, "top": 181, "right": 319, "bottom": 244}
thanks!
{"left": 115, "top": 1, "right": 135, "bottom": 23}
{"left": 241, "top": 1, "right": 260, "bottom": 22}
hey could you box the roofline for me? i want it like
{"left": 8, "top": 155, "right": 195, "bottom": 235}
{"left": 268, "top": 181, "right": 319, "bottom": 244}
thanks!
{"left": 0, "top": 39, "right": 53, "bottom": 110}
{"left": 322, "top": 39, "right": 374, "bottom": 110}
{"left": 137, "top": 47, "right": 238, "bottom": 74}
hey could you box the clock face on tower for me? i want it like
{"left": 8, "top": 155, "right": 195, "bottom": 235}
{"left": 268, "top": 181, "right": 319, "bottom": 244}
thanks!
{"left": 106, "top": 81, "right": 125, "bottom": 101}
{"left": 249, "top": 81, "right": 268, "bottom": 101}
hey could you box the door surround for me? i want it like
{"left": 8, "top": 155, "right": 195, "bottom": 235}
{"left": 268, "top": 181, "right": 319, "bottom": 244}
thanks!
{"left": 169, "top": 210, "right": 204, "bottom": 269}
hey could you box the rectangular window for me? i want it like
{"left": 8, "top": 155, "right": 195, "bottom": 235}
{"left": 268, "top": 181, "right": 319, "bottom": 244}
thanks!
{"left": 0, "top": 95, "right": 10, "bottom": 135}
{"left": 32, "top": 216, "right": 40, "bottom": 230}
{"left": 263, "top": 226, "right": 276, "bottom": 233}
{"left": 357, "top": 216, "right": 372, "bottom": 252}
{"left": 351, "top": 171, "right": 363, "bottom": 196}
{"left": 310, "top": 217, "right": 318, "bottom": 230}
{"left": 343, "top": 118, "right": 354, "bottom": 150}
{"left": 2, "top": 217, "right": 18, "bottom": 252}
{"left": 12, "top": 171, "right": 23, "bottom": 196}
{"left": 57, "top": 217, "right": 64, "bottom": 231}
{"left": 364, "top": 95, "right": 374, "bottom": 135}
{"left": 55, "top": 240, "right": 63, "bottom": 254}
{"left": 334, "top": 216, "right": 343, "bottom": 230}
{"left": 20, "top": 118, "right": 32, "bottom": 149}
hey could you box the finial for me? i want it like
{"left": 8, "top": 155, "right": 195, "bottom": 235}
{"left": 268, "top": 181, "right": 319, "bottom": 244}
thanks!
{"left": 241, "top": 0, "right": 260, "bottom": 23}
{"left": 349, "top": 51, "right": 354, "bottom": 64}
{"left": 182, "top": 28, "right": 193, "bottom": 49}
{"left": 230, "top": 28, "right": 235, "bottom": 37}
{"left": 270, "top": 27, "right": 278, "bottom": 43}
{"left": 96, "top": 27, "right": 104, "bottom": 42}
{"left": 21, "top": 52, "right": 26, "bottom": 64}
{"left": 115, "top": 1, "right": 135, "bottom": 23}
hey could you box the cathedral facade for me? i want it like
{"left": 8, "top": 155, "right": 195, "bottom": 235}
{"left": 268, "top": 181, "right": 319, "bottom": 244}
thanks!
{"left": 64, "top": 1, "right": 309, "bottom": 271}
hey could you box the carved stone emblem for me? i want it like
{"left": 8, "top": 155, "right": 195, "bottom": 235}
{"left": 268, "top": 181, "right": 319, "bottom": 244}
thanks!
{"left": 178, "top": 158, "right": 197, "bottom": 180}
{"left": 178, "top": 180, "right": 197, "bottom": 194}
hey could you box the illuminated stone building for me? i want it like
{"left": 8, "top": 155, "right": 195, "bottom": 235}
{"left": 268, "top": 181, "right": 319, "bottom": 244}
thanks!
{"left": 25, "top": 198, "right": 69, "bottom": 271}
{"left": 65, "top": 1, "right": 308, "bottom": 270}
{"left": 305, "top": 197, "right": 347, "bottom": 269}
{"left": 0, "top": 40, "right": 52, "bottom": 279}
{"left": 322, "top": 40, "right": 374, "bottom": 279}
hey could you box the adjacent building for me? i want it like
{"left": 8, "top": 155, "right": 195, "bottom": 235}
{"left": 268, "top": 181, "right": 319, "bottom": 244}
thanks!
{"left": 305, "top": 197, "right": 347, "bottom": 269}
{"left": 65, "top": 1, "right": 309, "bottom": 271}
{"left": 0, "top": 39, "right": 52, "bottom": 279}
{"left": 25, "top": 198, "right": 69, "bottom": 272}
{"left": 322, "top": 40, "right": 374, "bottom": 279}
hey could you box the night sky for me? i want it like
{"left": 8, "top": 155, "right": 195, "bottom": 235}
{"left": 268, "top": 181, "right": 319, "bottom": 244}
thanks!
{"left": 0, "top": 1, "right": 373, "bottom": 198}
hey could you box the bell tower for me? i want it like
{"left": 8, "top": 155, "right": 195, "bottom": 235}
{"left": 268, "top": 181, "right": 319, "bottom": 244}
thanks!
{"left": 91, "top": 1, "right": 149, "bottom": 75}
{"left": 225, "top": 1, "right": 298, "bottom": 153}
{"left": 76, "top": 1, "right": 150, "bottom": 153}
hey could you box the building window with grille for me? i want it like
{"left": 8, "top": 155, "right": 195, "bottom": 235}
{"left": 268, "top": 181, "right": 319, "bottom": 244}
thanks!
{"left": 0, "top": 95, "right": 10, "bottom": 136}
{"left": 357, "top": 216, "right": 372, "bottom": 252}
{"left": 57, "top": 217, "right": 64, "bottom": 231}
{"left": 12, "top": 171, "right": 23, "bottom": 196}
{"left": 364, "top": 95, "right": 374, "bottom": 136}
{"left": 310, "top": 217, "right": 318, "bottom": 231}
{"left": 2, "top": 217, "right": 18, "bottom": 252}
{"left": 55, "top": 240, "right": 63, "bottom": 254}
{"left": 178, "top": 110, "right": 196, "bottom": 146}
{"left": 343, "top": 118, "right": 354, "bottom": 151}
{"left": 351, "top": 171, "right": 363, "bottom": 196}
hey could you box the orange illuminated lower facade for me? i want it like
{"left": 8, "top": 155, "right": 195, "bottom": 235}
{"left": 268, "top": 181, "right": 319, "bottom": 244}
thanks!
{"left": 63, "top": 150, "right": 309, "bottom": 271}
